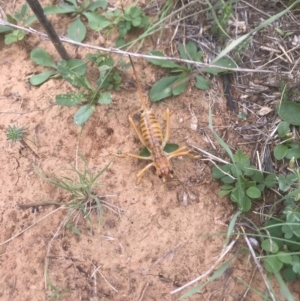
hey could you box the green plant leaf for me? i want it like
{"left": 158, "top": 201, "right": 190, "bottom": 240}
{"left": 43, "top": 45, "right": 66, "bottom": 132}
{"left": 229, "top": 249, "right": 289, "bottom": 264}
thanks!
{"left": 66, "top": 59, "right": 87, "bottom": 75}
{"left": 218, "top": 190, "right": 232, "bottom": 196}
{"left": 87, "top": 0, "right": 108, "bottom": 11}
{"left": 204, "top": 57, "right": 237, "bottom": 75}
{"left": 0, "top": 25, "right": 12, "bottom": 33}
{"left": 278, "top": 121, "right": 290, "bottom": 137}
{"left": 30, "top": 48, "right": 57, "bottom": 68}
{"left": 116, "top": 37, "right": 126, "bottom": 48}
{"left": 139, "top": 147, "right": 151, "bottom": 157}
{"left": 261, "top": 239, "right": 279, "bottom": 254}
{"left": 221, "top": 176, "right": 235, "bottom": 184}
{"left": 65, "top": 223, "right": 81, "bottom": 235}
{"left": 146, "top": 50, "right": 183, "bottom": 69}
{"left": 56, "top": 93, "right": 85, "bottom": 107}
{"left": 132, "top": 16, "right": 142, "bottom": 27}
{"left": 74, "top": 104, "right": 95, "bottom": 125}
{"left": 20, "top": 3, "right": 28, "bottom": 18}
{"left": 57, "top": 60, "right": 86, "bottom": 88}
{"left": 230, "top": 188, "right": 251, "bottom": 211}
{"left": 195, "top": 75, "right": 210, "bottom": 90}
{"left": 220, "top": 185, "right": 234, "bottom": 190}
{"left": 264, "top": 256, "right": 283, "bottom": 273}
{"left": 277, "top": 252, "right": 292, "bottom": 264}
{"left": 24, "top": 4, "right": 76, "bottom": 26}
{"left": 164, "top": 143, "right": 179, "bottom": 153}
{"left": 278, "top": 101, "right": 300, "bottom": 126}
{"left": 226, "top": 210, "right": 241, "bottom": 244}
{"left": 171, "top": 73, "right": 190, "bottom": 96}
{"left": 83, "top": 12, "right": 111, "bottom": 31}
{"left": 178, "top": 42, "right": 197, "bottom": 61}
{"left": 265, "top": 174, "right": 276, "bottom": 188}
{"left": 278, "top": 174, "right": 290, "bottom": 192}
{"left": 67, "top": 18, "right": 86, "bottom": 42}
{"left": 250, "top": 170, "right": 264, "bottom": 183}
{"left": 274, "top": 144, "right": 288, "bottom": 160}
{"left": 286, "top": 148, "right": 300, "bottom": 159}
{"left": 30, "top": 70, "right": 58, "bottom": 85}
{"left": 212, "top": 164, "right": 232, "bottom": 179}
{"left": 282, "top": 225, "right": 294, "bottom": 239}
{"left": 149, "top": 75, "right": 180, "bottom": 101}
{"left": 4, "top": 30, "right": 25, "bottom": 45}
{"left": 98, "top": 92, "right": 112, "bottom": 105}
{"left": 246, "top": 186, "right": 261, "bottom": 199}
{"left": 283, "top": 267, "right": 297, "bottom": 282}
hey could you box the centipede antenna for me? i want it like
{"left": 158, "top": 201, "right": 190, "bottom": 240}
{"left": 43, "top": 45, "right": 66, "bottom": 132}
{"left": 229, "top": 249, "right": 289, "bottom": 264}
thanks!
{"left": 129, "top": 56, "right": 147, "bottom": 112}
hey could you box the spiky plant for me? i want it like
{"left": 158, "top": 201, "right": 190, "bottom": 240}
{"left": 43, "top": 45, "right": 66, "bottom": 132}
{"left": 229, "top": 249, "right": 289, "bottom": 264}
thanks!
{"left": 6, "top": 125, "right": 24, "bottom": 142}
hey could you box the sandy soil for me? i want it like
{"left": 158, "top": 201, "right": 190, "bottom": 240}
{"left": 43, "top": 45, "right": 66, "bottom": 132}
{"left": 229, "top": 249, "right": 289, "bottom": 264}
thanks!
{"left": 1, "top": 1, "right": 299, "bottom": 301}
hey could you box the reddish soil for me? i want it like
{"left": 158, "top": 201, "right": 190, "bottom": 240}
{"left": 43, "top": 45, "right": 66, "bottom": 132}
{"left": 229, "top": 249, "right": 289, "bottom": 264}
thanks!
{"left": 1, "top": 1, "right": 299, "bottom": 301}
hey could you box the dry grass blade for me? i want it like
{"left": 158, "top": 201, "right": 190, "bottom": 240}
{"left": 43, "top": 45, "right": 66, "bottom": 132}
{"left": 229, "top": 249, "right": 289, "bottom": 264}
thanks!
{"left": 241, "top": 227, "right": 277, "bottom": 301}
{"left": 170, "top": 239, "right": 237, "bottom": 295}
{"left": 0, "top": 19, "right": 282, "bottom": 74}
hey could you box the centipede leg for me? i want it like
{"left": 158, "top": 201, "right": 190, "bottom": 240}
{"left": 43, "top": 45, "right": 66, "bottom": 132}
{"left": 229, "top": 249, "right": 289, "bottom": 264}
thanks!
{"left": 163, "top": 108, "right": 170, "bottom": 146}
{"left": 128, "top": 115, "right": 147, "bottom": 146}
{"left": 137, "top": 162, "right": 155, "bottom": 182}
{"left": 167, "top": 146, "right": 200, "bottom": 160}
{"left": 122, "top": 153, "right": 152, "bottom": 160}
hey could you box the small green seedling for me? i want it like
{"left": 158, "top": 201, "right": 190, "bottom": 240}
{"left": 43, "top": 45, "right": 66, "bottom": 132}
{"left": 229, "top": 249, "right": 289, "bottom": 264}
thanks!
{"left": 275, "top": 28, "right": 294, "bottom": 38}
{"left": 6, "top": 125, "right": 24, "bottom": 142}
{"left": 86, "top": 53, "right": 122, "bottom": 90}
{"left": 30, "top": 48, "right": 114, "bottom": 125}
{"left": 1, "top": 1, "right": 110, "bottom": 44}
{"left": 6, "top": 125, "right": 39, "bottom": 157}
{"left": 146, "top": 41, "right": 237, "bottom": 101}
{"left": 106, "top": 6, "right": 150, "bottom": 47}
{"left": 55, "top": 58, "right": 113, "bottom": 125}
{"left": 274, "top": 121, "right": 300, "bottom": 162}
{"left": 30, "top": 48, "right": 86, "bottom": 85}
{"left": 261, "top": 195, "right": 300, "bottom": 282}
{"left": 210, "top": 2, "right": 233, "bottom": 38}
{"left": 35, "top": 155, "right": 111, "bottom": 233}
{"left": 212, "top": 149, "right": 276, "bottom": 212}
{"left": 56, "top": 0, "right": 110, "bottom": 42}
{"left": 0, "top": 3, "right": 29, "bottom": 44}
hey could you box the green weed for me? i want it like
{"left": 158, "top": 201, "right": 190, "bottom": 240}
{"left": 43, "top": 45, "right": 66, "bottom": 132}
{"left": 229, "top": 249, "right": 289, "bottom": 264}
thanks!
{"left": 6, "top": 125, "right": 39, "bottom": 157}
{"left": 106, "top": 6, "right": 150, "bottom": 47}
{"left": 30, "top": 48, "right": 117, "bottom": 125}
{"left": 212, "top": 150, "right": 277, "bottom": 212}
{"left": 146, "top": 41, "right": 236, "bottom": 101}
{"left": 35, "top": 155, "right": 111, "bottom": 234}
{"left": 0, "top": 3, "right": 29, "bottom": 44}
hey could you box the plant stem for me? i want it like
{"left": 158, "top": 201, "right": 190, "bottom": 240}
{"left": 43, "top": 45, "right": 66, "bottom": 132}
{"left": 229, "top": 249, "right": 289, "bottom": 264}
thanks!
{"left": 26, "top": 0, "right": 70, "bottom": 60}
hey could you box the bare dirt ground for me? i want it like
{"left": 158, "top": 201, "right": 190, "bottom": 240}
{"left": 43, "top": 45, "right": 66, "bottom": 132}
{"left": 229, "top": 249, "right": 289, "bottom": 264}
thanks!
{"left": 1, "top": 1, "right": 300, "bottom": 301}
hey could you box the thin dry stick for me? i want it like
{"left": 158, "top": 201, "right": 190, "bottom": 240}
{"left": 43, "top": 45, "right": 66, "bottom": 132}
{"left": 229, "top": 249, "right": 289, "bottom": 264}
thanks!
{"left": 277, "top": 43, "right": 293, "bottom": 64}
{"left": 152, "top": 244, "right": 181, "bottom": 266}
{"left": 0, "top": 19, "right": 283, "bottom": 74}
{"left": 240, "top": 266, "right": 258, "bottom": 301}
{"left": 44, "top": 219, "right": 65, "bottom": 286}
{"left": 97, "top": 268, "right": 118, "bottom": 293}
{"left": 241, "top": 227, "right": 276, "bottom": 301}
{"left": 18, "top": 201, "right": 62, "bottom": 208}
{"left": 0, "top": 206, "right": 63, "bottom": 246}
{"left": 138, "top": 282, "right": 149, "bottom": 301}
{"left": 170, "top": 239, "right": 237, "bottom": 295}
{"left": 186, "top": 143, "right": 230, "bottom": 164}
